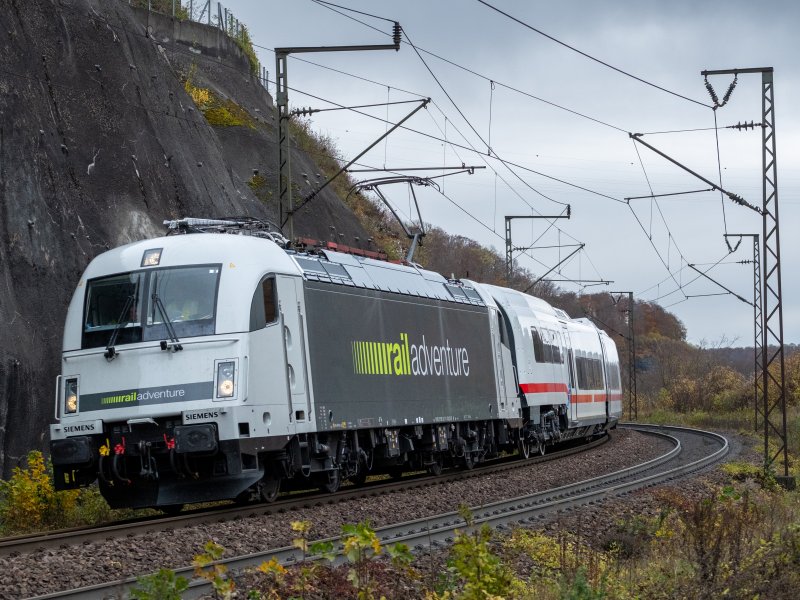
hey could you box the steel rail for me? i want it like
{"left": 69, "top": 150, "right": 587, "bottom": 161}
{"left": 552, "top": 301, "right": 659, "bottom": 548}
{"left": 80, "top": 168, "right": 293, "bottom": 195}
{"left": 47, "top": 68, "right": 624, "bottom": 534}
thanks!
{"left": 2, "top": 436, "right": 607, "bottom": 557}
{"left": 31, "top": 425, "right": 727, "bottom": 600}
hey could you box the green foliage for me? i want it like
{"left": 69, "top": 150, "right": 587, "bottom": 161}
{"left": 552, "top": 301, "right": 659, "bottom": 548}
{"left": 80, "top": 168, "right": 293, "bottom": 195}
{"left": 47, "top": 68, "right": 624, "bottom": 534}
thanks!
{"left": 722, "top": 460, "right": 779, "bottom": 490}
{"left": 287, "top": 117, "right": 405, "bottom": 260}
{"left": 203, "top": 100, "right": 254, "bottom": 127}
{"left": 253, "top": 557, "right": 287, "bottom": 600}
{"left": 502, "top": 528, "right": 617, "bottom": 599}
{"left": 387, "top": 541, "right": 414, "bottom": 569}
{"left": 131, "top": 0, "right": 189, "bottom": 20}
{"left": 193, "top": 541, "right": 235, "bottom": 599}
{"left": 233, "top": 24, "right": 260, "bottom": 76}
{"left": 183, "top": 64, "right": 255, "bottom": 129}
{"left": 247, "top": 172, "right": 275, "bottom": 207}
{"left": 248, "top": 173, "right": 267, "bottom": 191}
{"left": 290, "top": 520, "right": 324, "bottom": 598}
{"left": 444, "top": 508, "right": 513, "bottom": 600}
{"left": 638, "top": 405, "right": 752, "bottom": 431}
{"left": 0, "top": 450, "right": 117, "bottom": 534}
{"left": 129, "top": 568, "right": 189, "bottom": 600}
{"left": 0, "top": 452, "right": 149, "bottom": 535}
{"left": 558, "top": 567, "right": 606, "bottom": 600}
{"left": 340, "top": 521, "right": 383, "bottom": 599}
{"left": 626, "top": 485, "right": 800, "bottom": 599}
{"left": 0, "top": 451, "right": 75, "bottom": 532}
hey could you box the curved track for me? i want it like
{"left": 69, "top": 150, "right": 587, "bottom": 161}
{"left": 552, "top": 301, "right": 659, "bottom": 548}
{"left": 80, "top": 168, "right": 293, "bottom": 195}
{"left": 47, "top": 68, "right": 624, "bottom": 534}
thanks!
{"left": 1, "top": 435, "right": 606, "bottom": 558}
{"left": 24, "top": 425, "right": 727, "bottom": 600}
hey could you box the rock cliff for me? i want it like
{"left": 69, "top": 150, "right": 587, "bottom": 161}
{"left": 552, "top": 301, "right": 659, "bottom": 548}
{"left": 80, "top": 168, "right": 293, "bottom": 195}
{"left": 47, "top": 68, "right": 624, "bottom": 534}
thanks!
{"left": 0, "top": 0, "right": 370, "bottom": 475}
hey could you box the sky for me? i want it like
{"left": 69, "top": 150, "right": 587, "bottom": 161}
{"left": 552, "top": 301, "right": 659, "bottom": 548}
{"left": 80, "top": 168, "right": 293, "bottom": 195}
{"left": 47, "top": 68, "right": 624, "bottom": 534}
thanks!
{"left": 214, "top": 0, "right": 799, "bottom": 346}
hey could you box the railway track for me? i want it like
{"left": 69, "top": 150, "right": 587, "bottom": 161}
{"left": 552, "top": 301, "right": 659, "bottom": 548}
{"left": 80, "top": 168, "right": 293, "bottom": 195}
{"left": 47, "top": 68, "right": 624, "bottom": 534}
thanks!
{"left": 1, "top": 434, "right": 606, "bottom": 558}
{"left": 22, "top": 424, "right": 728, "bottom": 600}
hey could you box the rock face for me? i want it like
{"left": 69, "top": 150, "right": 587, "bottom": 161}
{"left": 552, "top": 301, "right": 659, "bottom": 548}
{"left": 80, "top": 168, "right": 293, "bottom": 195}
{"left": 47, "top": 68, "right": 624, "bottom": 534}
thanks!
{"left": 0, "top": 0, "right": 370, "bottom": 475}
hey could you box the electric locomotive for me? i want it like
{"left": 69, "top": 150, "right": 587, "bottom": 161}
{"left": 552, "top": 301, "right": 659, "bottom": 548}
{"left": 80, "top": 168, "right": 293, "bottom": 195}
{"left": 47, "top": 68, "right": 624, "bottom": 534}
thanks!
{"left": 49, "top": 218, "right": 622, "bottom": 509}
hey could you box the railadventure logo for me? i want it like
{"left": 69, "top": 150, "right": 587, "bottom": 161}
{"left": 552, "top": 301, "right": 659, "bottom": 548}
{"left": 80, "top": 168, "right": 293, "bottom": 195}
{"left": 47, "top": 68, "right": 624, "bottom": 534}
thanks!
{"left": 100, "top": 388, "right": 186, "bottom": 405}
{"left": 352, "top": 333, "right": 470, "bottom": 377}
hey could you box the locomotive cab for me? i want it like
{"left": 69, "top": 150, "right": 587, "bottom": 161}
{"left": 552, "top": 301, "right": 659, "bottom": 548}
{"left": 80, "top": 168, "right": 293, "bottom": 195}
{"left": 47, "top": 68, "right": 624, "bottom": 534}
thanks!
{"left": 49, "top": 232, "right": 304, "bottom": 508}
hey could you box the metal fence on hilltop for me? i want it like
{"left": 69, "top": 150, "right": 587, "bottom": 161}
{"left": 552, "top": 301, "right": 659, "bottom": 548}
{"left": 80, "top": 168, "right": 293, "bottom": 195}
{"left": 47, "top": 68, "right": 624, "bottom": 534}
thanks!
{"left": 129, "top": 0, "right": 270, "bottom": 90}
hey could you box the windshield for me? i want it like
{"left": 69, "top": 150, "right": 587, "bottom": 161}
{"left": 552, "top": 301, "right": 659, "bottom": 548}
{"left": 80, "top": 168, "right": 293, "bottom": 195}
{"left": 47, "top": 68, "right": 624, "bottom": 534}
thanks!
{"left": 82, "top": 265, "right": 221, "bottom": 349}
{"left": 83, "top": 273, "right": 144, "bottom": 346}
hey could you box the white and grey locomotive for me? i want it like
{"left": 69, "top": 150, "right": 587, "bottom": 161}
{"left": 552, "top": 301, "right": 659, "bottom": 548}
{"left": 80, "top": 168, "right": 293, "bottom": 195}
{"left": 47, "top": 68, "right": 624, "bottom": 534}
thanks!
{"left": 49, "top": 218, "right": 622, "bottom": 509}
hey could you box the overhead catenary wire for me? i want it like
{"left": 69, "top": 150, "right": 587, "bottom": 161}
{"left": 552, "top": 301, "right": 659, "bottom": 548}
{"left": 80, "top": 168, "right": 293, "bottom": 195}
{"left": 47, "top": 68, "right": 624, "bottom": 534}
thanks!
{"left": 254, "top": 31, "right": 628, "bottom": 207}
{"left": 432, "top": 187, "right": 590, "bottom": 284}
{"left": 258, "top": 44, "right": 623, "bottom": 284}
{"left": 712, "top": 110, "right": 730, "bottom": 245}
{"left": 305, "top": 0, "right": 630, "bottom": 134}
{"left": 416, "top": 103, "right": 597, "bottom": 281}
{"left": 643, "top": 250, "right": 733, "bottom": 303}
{"left": 272, "top": 3, "right": 738, "bottom": 299}
{"left": 310, "top": 0, "right": 396, "bottom": 24}
{"left": 279, "top": 77, "right": 602, "bottom": 249}
{"left": 133, "top": 3, "right": 693, "bottom": 295}
{"left": 420, "top": 101, "right": 605, "bottom": 282}
{"left": 268, "top": 75, "right": 613, "bottom": 283}
{"left": 475, "top": 0, "right": 712, "bottom": 109}
{"left": 401, "top": 28, "right": 568, "bottom": 209}
{"left": 629, "top": 139, "right": 691, "bottom": 267}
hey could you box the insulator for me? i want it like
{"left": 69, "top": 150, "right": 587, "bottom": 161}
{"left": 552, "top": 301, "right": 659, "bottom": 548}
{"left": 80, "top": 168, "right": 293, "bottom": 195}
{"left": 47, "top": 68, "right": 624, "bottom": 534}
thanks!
{"left": 704, "top": 77, "right": 719, "bottom": 105}
{"left": 721, "top": 75, "right": 738, "bottom": 105}
{"left": 393, "top": 22, "right": 402, "bottom": 48}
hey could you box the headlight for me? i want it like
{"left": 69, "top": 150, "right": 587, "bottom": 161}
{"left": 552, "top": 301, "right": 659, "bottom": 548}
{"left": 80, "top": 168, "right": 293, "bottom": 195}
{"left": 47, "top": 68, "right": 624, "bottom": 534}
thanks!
{"left": 216, "top": 361, "right": 235, "bottom": 398}
{"left": 64, "top": 378, "right": 78, "bottom": 414}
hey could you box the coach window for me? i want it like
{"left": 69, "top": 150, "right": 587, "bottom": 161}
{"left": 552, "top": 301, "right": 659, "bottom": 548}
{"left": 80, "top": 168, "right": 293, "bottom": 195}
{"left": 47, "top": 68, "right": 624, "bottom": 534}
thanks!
{"left": 567, "top": 349, "right": 576, "bottom": 389}
{"left": 249, "top": 276, "right": 277, "bottom": 331}
{"left": 496, "top": 311, "right": 509, "bottom": 348}
{"left": 531, "top": 327, "right": 544, "bottom": 362}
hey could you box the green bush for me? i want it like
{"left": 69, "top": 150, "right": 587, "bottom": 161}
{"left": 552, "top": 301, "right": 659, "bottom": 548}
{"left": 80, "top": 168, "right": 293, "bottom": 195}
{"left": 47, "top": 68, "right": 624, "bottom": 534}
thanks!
{"left": 130, "top": 568, "right": 189, "bottom": 600}
{"left": 0, "top": 451, "right": 115, "bottom": 534}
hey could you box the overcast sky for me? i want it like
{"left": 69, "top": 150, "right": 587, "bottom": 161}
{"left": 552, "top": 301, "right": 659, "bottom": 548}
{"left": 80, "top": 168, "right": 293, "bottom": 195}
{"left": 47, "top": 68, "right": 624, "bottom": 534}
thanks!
{"left": 218, "top": 0, "right": 799, "bottom": 346}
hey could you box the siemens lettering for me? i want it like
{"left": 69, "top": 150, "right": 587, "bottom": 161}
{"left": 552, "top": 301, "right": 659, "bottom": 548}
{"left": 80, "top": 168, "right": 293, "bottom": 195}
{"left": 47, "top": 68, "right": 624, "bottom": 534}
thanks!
{"left": 64, "top": 424, "right": 95, "bottom": 433}
{"left": 352, "top": 333, "right": 469, "bottom": 377}
{"left": 185, "top": 411, "right": 219, "bottom": 421}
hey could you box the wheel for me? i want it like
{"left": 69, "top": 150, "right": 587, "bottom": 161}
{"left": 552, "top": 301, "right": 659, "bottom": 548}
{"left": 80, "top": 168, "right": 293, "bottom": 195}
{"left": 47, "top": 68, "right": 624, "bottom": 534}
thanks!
{"left": 350, "top": 464, "right": 368, "bottom": 486}
{"left": 463, "top": 453, "right": 474, "bottom": 470}
{"left": 539, "top": 442, "right": 546, "bottom": 456}
{"left": 260, "top": 477, "right": 281, "bottom": 502}
{"left": 518, "top": 437, "right": 531, "bottom": 459}
{"left": 319, "top": 468, "right": 341, "bottom": 493}
{"left": 388, "top": 466, "right": 404, "bottom": 480}
{"left": 161, "top": 504, "right": 184, "bottom": 516}
{"left": 427, "top": 455, "right": 443, "bottom": 476}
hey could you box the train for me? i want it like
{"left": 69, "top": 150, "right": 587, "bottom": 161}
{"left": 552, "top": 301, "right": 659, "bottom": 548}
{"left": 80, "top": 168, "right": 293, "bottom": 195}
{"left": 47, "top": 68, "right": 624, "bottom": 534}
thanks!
{"left": 49, "top": 218, "right": 622, "bottom": 510}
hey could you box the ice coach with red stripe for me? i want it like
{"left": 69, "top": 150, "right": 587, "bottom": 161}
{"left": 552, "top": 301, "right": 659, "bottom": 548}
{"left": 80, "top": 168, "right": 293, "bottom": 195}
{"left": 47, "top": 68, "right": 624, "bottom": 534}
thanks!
{"left": 48, "top": 217, "right": 622, "bottom": 510}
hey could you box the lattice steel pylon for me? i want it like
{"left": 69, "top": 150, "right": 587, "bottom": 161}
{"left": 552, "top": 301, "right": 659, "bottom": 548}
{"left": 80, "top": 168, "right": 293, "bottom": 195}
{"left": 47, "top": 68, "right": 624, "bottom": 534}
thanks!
{"left": 609, "top": 291, "right": 637, "bottom": 420}
{"left": 702, "top": 67, "right": 791, "bottom": 486}
{"left": 759, "top": 69, "right": 789, "bottom": 483}
{"left": 728, "top": 233, "right": 763, "bottom": 432}
{"left": 751, "top": 236, "right": 764, "bottom": 432}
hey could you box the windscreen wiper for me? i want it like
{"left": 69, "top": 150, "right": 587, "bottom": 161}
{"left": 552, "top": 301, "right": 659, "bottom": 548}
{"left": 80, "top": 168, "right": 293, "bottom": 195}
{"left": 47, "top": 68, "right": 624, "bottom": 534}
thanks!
{"left": 151, "top": 286, "right": 183, "bottom": 353}
{"left": 104, "top": 294, "right": 134, "bottom": 361}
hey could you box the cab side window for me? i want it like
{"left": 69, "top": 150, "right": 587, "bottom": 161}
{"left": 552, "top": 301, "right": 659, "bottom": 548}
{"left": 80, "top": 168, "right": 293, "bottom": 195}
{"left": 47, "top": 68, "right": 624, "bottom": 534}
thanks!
{"left": 249, "top": 277, "right": 277, "bottom": 331}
